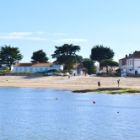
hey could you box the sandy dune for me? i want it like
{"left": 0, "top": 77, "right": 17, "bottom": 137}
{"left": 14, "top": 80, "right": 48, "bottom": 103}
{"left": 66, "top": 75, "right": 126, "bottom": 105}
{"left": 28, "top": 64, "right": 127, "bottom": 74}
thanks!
{"left": 0, "top": 75, "right": 140, "bottom": 90}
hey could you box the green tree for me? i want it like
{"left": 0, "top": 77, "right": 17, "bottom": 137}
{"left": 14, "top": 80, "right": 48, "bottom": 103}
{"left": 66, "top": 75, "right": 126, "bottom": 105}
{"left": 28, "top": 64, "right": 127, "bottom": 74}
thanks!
{"left": 31, "top": 50, "right": 49, "bottom": 63}
{"left": 83, "top": 58, "right": 96, "bottom": 74}
{"left": 0, "top": 45, "right": 23, "bottom": 70}
{"left": 76, "top": 55, "right": 83, "bottom": 63}
{"left": 90, "top": 45, "right": 114, "bottom": 62}
{"left": 100, "top": 59, "right": 119, "bottom": 74}
{"left": 52, "top": 44, "right": 80, "bottom": 70}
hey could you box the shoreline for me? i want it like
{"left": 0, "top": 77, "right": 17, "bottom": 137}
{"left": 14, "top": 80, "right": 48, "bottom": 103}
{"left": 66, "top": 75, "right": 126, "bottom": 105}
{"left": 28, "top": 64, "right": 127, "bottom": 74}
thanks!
{"left": 1, "top": 85, "right": 140, "bottom": 95}
{"left": 1, "top": 75, "right": 140, "bottom": 91}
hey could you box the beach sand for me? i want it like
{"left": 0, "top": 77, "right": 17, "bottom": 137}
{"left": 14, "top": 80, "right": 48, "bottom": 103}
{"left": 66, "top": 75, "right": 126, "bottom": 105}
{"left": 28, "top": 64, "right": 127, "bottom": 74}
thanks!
{"left": 0, "top": 75, "right": 140, "bottom": 90}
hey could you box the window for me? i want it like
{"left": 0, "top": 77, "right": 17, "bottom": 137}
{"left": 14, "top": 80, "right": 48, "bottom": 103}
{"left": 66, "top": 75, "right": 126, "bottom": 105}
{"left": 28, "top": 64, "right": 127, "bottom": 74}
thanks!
{"left": 20, "top": 67, "right": 22, "bottom": 71}
{"left": 45, "top": 67, "right": 48, "bottom": 71}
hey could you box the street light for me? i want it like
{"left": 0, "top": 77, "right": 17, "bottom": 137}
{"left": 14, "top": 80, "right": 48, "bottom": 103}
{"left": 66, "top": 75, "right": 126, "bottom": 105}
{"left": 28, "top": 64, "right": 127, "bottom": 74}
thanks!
{"left": 75, "top": 54, "right": 77, "bottom": 74}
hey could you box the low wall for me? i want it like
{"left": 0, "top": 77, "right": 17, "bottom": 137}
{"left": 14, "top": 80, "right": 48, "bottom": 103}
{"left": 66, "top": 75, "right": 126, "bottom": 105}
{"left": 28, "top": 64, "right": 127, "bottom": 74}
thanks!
{"left": 5, "top": 73, "right": 43, "bottom": 76}
{"left": 127, "top": 73, "right": 140, "bottom": 77}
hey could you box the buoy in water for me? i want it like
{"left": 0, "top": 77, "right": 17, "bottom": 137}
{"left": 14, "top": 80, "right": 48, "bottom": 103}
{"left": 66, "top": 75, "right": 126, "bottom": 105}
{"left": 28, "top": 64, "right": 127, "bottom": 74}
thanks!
{"left": 55, "top": 98, "right": 58, "bottom": 100}
{"left": 93, "top": 101, "right": 96, "bottom": 104}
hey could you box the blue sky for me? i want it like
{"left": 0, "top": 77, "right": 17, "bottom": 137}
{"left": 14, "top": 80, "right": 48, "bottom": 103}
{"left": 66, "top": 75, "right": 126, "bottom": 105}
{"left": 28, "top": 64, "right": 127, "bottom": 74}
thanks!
{"left": 0, "top": 0, "right": 140, "bottom": 62}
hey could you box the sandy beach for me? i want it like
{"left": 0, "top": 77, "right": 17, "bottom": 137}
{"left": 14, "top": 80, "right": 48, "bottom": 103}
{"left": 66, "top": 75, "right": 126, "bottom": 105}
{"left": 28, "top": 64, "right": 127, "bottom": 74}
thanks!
{"left": 0, "top": 75, "right": 140, "bottom": 90}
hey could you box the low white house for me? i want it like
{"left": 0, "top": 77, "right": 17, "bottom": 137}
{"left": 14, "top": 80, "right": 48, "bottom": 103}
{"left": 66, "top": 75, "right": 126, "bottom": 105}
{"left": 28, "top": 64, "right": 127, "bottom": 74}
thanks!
{"left": 119, "top": 51, "right": 140, "bottom": 75}
{"left": 12, "top": 63, "right": 63, "bottom": 72}
{"left": 102, "top": 66, "right": 119, "bottom": 71}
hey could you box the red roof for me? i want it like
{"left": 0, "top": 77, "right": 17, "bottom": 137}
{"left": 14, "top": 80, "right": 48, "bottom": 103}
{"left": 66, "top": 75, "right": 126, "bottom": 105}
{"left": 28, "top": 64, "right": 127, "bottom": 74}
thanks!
{"left": 13, "top": 63, "right": 59, "bottom": 67}
{"left": 73, "top": 63, "right": 88, "bottom": 72}
{"left": 119, "top": 51, "right": 140, "bottom": 60}
{"left": 73, "top": 63, "right": 84, "bottom": 69}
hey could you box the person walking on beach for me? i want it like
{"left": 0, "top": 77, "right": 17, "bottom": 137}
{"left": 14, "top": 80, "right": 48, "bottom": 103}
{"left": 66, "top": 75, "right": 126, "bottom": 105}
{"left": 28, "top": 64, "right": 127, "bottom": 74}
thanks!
{"left": 98, "top": 81, "right": 101, "bottom": 87}
{"left": 117, "top": 79, "right": 120, "bottom": 87}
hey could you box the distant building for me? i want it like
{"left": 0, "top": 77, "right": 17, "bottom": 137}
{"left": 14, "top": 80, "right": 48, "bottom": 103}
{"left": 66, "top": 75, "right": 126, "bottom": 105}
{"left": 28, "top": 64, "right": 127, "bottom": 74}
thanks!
{"left": 12, "top": 63, "right": 63, "bottom": 72}
{"left": 72, "top": 63, "right": 88, "bottom": 75}
{"left": 119, "top": 51, "right": 140, "bottom": 74}
{"left": 102, "top": 66, "right": 119, "bottom": 71}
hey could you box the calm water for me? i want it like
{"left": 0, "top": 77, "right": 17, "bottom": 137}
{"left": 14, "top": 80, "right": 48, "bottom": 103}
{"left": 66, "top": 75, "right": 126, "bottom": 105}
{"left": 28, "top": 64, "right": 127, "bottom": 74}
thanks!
{"left": 0, "top": 87, "right": 140, "bottom": 140}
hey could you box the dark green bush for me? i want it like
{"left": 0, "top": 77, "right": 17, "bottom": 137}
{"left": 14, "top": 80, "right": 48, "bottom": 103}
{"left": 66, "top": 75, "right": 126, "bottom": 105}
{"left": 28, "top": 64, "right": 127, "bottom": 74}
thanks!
{"left": 45, "top": 69, "right": 59, "bottom": 73}
{"left": 0, "top": 70, "right": 11, "bottom": 73}
{"left": 13, "top": 71, "right": 34, "bottom": 74}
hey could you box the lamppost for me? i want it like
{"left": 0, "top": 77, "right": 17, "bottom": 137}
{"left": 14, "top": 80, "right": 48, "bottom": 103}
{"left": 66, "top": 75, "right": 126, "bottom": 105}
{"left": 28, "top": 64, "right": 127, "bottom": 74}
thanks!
{"left": 75, "top": 54, "right": 77, "bottom": 74}
{"left": 106, "top": 64, "right": 108, "bottom": 75}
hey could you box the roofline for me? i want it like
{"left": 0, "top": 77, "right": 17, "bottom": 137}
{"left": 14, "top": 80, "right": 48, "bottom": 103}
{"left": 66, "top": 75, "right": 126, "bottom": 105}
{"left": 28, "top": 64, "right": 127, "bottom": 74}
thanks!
{"left": 13, "top": 63, "right": 62, "bottom": 67}
{"left": 14, "top": 66, "right": 56, "bottom": 67}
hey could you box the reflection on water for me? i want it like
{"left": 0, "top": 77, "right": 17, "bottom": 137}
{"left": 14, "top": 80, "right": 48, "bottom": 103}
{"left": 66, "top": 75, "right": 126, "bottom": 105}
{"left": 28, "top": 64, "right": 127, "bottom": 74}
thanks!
{"left": 0, "top": 87, "right": 140, "bottom": 140}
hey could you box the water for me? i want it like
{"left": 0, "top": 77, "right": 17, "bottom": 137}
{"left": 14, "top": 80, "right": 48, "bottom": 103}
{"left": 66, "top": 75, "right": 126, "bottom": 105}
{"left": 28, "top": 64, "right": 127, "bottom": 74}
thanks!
{"left": 0, "top": 87, "right": 140, "bottom": 140}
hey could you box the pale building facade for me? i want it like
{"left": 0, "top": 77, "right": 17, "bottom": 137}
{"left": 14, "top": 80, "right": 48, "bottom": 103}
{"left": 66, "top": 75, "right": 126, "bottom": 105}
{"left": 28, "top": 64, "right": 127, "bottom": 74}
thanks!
{"left": 12, "top": 63, "right": 64, "bottom": 73}
{"left": 119, "top": 51, "right": 140, "bottom": 74}
{"left": 102, "top": 66, "right": 118, "bottom": 71}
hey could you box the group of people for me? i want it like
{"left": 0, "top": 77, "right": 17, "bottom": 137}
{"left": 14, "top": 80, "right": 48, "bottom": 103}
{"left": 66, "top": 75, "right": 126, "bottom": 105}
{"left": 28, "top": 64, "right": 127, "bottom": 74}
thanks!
{"left": 98, "top": 79, "right": 120, "bottom": 87}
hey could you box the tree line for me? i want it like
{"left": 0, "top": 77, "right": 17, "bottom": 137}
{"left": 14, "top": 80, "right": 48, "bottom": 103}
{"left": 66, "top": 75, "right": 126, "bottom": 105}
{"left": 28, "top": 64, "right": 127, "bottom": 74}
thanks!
{"left": 0, "top": 44, "right": 118, "bottom": 74}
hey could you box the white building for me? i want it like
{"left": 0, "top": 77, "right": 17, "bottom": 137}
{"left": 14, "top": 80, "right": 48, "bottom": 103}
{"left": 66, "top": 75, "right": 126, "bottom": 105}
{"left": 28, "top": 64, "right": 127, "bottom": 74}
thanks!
{"left": 12, "top": 63, "right": 64, "bottom": 72}
{"left": 96, "top": 63, "right": 101, "bottom": 74}
{"left": 102, "top": 66, "right": 118, "bottom": 71}
{"left": 119, "top": 51, "right": 140, "bottom": 75}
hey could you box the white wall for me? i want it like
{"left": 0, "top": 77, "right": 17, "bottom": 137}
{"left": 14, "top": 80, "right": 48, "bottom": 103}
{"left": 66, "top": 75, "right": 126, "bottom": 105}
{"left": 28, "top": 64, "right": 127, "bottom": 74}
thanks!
{"left": 134, "top": 59, "right": 140, "bottom": 69}
{"left": 126, "top": 58, "right": 133, "bottom": 72}
{"left": 119, "top": 60, "right": 122, "bottom": 69}
{"left": 102, "top": 67, "right": 118, "bottom": 71}
{"left": 123, "top": 58, "right": 140, "bottom": 74}
{"left": 120, "top": 58, "right": 140, "bottom": 74}
{"left": 129, "top": 69, "right": 140, "bottom": 74}
{"left": 12, "top": 65, "right": 63, "bottom": 72}
{"left": 121, "top": 65, "right": 126, "bottom": 74}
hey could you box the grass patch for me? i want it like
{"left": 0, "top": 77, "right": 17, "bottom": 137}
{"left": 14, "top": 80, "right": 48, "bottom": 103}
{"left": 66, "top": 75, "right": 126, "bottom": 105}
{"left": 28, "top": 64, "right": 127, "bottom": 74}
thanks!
{"left": 13, "top": 71, "right": 34, "bottom": 74}
{"left": 107, "top": 88, "right": 140, "bottom": 94}
{"left": 72, "top": 88, "right": 140, "bottom": 94}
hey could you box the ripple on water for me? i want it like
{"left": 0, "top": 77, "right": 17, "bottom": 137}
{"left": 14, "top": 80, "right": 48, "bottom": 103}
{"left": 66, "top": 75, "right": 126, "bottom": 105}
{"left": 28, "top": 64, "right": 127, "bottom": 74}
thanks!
{"left": 0, "top": 87, "right": 140, "bottom": 140}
